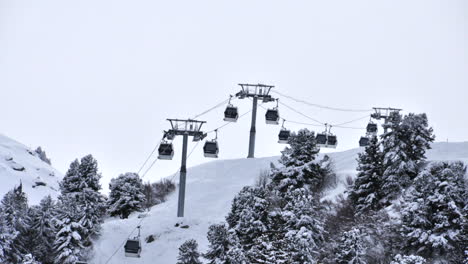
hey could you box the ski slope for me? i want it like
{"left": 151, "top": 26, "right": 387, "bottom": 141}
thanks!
{"left": 91, "top": 142, "right": 468, "bottom": 264}
{"left": 0, "top": 134, "right": 62, "bottom": 205}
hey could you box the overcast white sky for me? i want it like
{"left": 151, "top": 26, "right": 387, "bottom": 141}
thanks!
{"left": 1, "top": 0, "right": 466, "bottom": 192}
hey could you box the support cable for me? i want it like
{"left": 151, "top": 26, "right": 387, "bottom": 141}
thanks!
{"left": 272, "top": 90, "right": 373, "bottom": 113}
{"left": 191, "top": 97, "right": 231, "bottom": 120}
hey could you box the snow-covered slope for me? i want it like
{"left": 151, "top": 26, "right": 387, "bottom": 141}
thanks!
{"left": 91, "top": 142, "right": 468, "bottom": 264}
{"left": 0, "top": 134, "right": 62, "bottom": 204}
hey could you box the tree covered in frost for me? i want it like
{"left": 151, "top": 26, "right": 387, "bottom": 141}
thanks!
{"left": 399, "top": 161, "right": 467, "bottom": 262}
{"left": 349, "top": 136, "right": 383, "bottom": 214}
{"left": 55, "top": 155, "right": 106, "bottom": 260}
{"left": 333, "top": 228, "right": 366, "bottom": 264}
{"left": 35, "top": 146, "right": 51, "bottom": 165}
{"left": 177, "top": 239, "right": 202, "bottom": 264}
{"left": 108, "top": 172, "right": 146, "bottom": 219}
{"left": 1, "top": 183, "right": 31, "bottom": 263}
{"left": 390, "top": 254, "right": 426, "bottom": 264}
{"left": 380, "top": 112, "right": 434, "bottom": 204}
{"left": 272, "top": 128, "right": 332, "bottom": 193}
{"left": 21, "top": 253, "right": 41, "bottom": 264}
{"left": 0, "top": 206, "right": 17, "bottom": 263}
{"left": 31, "top": 195, "right": 57, "bottom": 264}
{"left": 54, "top": 195, "right": 84, "bottom": 264}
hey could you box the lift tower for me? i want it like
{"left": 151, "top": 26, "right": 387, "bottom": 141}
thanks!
{"left": 235, "top": 83, "right": 276, "bottom": 158}
{"left": 164, "top": 119, "right": 206, "bottom": 217}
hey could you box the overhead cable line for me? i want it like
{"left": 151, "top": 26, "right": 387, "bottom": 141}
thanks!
{"left": 137, "top": 140, "right": 162, "bottom": 175}
{"left": 278, "top": 101, "right": 325, "bottom": 125}
{"left": 272, "top": 90, "right": 373, "bottom": 113}
{"left": 191, "top": 98, "right": 231, "bottom": 120}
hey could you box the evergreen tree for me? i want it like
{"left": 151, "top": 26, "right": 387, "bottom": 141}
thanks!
{"left": 349, "top": 136, "right": 383, "bottom": 213}
{"left": 334, "top": 228, "right": 366, "bottom": 264}
{"left": 282, "top": 188, "right": 324, "bottom": 263}
{"left": 59, "top": 159, "right": 81, "bottom": 194}
{"left": 400, "top": 161, "right": 466, "bottom": 262}
{"left": 1, "top": 183, "right": 31, "bottom": 263}
{"left": 108, "top": 172, "right": 146, "bottom": 219}
{"left": 280, "top": 128, "right": 319, "bottom": 167}
{"left": 31, "top": 195, "right": 57, "bottom": 264}
{"left": 35, "top": 146, "right": 51, "bottom": 165}
{"left": 177, "top": 239, "right": 202, "bottom": 264}
{"left": 54, "top": 196, "right": 84, "bottom": 264}
{"left": 204, "top": 224, "right": 240, "bottom": 264}
{"left": 21, "top": 254, "right": 41, "bottom": 264}
{"left": 380, "top": 113, "right": 434, "bottom": 204}
{"left": 390, "top": 254, "right": 426, "bottom": 264}
{"left": 78, "top": 154, "right": 101, "bottom": 191}
{"left": 0, "top": 206, "right": 17, "bottom": 263}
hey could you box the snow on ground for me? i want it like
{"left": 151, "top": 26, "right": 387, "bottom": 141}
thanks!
{"left": 92, "top": 141, "right": 468, "bottom": 264}
{"left": 0, "top": 134, "right": 62, "bottom": 204}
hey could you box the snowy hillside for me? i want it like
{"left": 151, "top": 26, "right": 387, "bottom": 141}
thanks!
{"left": 0, "top": 134, "right": 62, "bottom": 204}
{"left": 91, "top": 142, "right": 468, "bottom": 264}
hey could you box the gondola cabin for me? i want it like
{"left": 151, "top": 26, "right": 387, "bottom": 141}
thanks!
{"left": 366, "top": 123, "right": 378, "bottom": 134}
{"left": 359, "top": 137, "right": 370, "bottom": 147}
{"left": 224, "top": 106, "right": 239, "bottom": 122}
{"left": 316, "top": 133, "right": 328, "bottom": 147}
{"left": 124, "top": 239, "right": 141, "bottom": 258}
{"left": 203, "top": 140, "right": 219, "bottom": 158}
{"left": 158, "top": 142, "right": 174, "bottom": 160}
{"left": 327, "top": 135, "right": 338, "bottom": 148}
{"left": 278, "top": 129, "right": 290, "bottom": 144}
{"left": 265, "top": 109, "right": 280, "bottom": 125}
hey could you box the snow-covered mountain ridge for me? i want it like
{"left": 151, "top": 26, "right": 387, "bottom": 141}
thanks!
{"left": 0, "top": 134, "right": 62, "bottom": 205}
{"left": 91, "top": 141, "right": 468, "bottom": 264}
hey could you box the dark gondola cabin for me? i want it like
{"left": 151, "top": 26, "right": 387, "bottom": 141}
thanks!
{"left": 224, "top": 106, "right": 239, "bottom": 122}
{"left": 278, "top": 129, "right": 290, "bottom": 144}
{"left": 158, "top": 142, "right": 174, "bottom": 160}
{"left": 316, "top": 133, "right": 327, "bottom": 147}
{"left": 203, "top": 140, "right": 219, "bottom": 158}
{"left": 124, "top": 239, "right": 141, "bottom": 258}
{"left": 359, "top": 137, "right": 370, "bottom": 147}
{"left": 366, "top": 123, "right": 378, "bottom": 134}
{"left": 265, "top": 109, "right": 280, "bottom": 125}
{"left": 327, "top": 135, "right": 338, "bottom": 148}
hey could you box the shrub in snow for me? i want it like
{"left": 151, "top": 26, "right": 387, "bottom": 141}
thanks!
{"left": 108, "top": 172, "right": 146, "bottom": 219}
{"left": 349, "top": 136, "right": 383, "bottom": 214}
{"left": 400, "top": 161, "right": 467, "bottom": 262}
{"left": 177, "top": 239, "right": 202, "bottom": 264}
{"left": 35, "top": 146, "right": 51, "bottom": 165}
{"left": 142, "top": 179, "right": 176, "bottom": 210}
{"left": 390, "top": 254, "right": 426, "bottom": 264}
{"left": 380, "top": 112, "right": 434, "bottom": 205}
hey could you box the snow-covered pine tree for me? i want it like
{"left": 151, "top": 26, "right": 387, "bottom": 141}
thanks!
{"left": 225, "top": 186, "right": 269, "bottom": 248}
{"left": 54, "top": 195, "right": 84, "bottom": 264}
{"left": 204, "top": 223, "right": 245, "bottom": 264}
{"left": 333, "top": 228, "right": 366, "bottom": 264}
{"left": 108, "top": 172, "right": 146, "bottom": 219}
{"left": 272, "top": 128, "right": 331, "bottom": 193}
{"left": 177, "top": 239, "right": 202, "bottom": 264}
{"left": 59, "top": 155, "right": 106, "bottom": 248}
{"left": 21, "top": 253, "right": 41, "bottom": 264}
{"left": 282, "top": 188, "right": 324, "bottom": 263}
{"left": 1, "top": 183, "right": 31, "bottom": 263}
{"left": 349, "top": 136, "right": 383, "bottom": 213}
{"left": 400, "top": 161, "right": 467, "bottom": 262}
{"left": 31, "top": 195, "right": 57, "bottom": 264}
{"left": 390, "top": 254, "right": 426, "bottom": 264}
{"left": 0, "top": 206, "right": 17, "bottom": 263}
{"left": 380, "top": 112, "right": 434, "bottom": 204}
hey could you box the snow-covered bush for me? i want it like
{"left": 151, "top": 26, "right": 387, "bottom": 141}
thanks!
{"left": 390, "top": 254, "right": 426, "bottom": 264}
{"left": 34, "top": 146, "right": 51, "bottom": 165}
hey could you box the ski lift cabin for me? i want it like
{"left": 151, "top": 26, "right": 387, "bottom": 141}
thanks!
{"left": 203, "top": 140, "right": 219, "bottom": 158}
{"left": 265, "top": 108, "right": 280, "bottom": 125}
{"left": 316, "top": 133, "right": 328, "bottom": 147}
{"left": 224, "top": 106, "right": 239, "bottom": 122}
{"left": 327, "top": 135, "right": 338, "bottom": 148}
{"left": 359, "top": 137, "right": 370, "bottom": 147}
{"left": 158, "top": 141, "right": 174, "bottom": 160}
{"left": 367, "top": 123, "right": 378, "bottom": 134}
{"left": 278, "top": 129, "right": 290, "bottom": 144}
{"left": 124, "top": 238, "right": 141, "bottom": 258}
